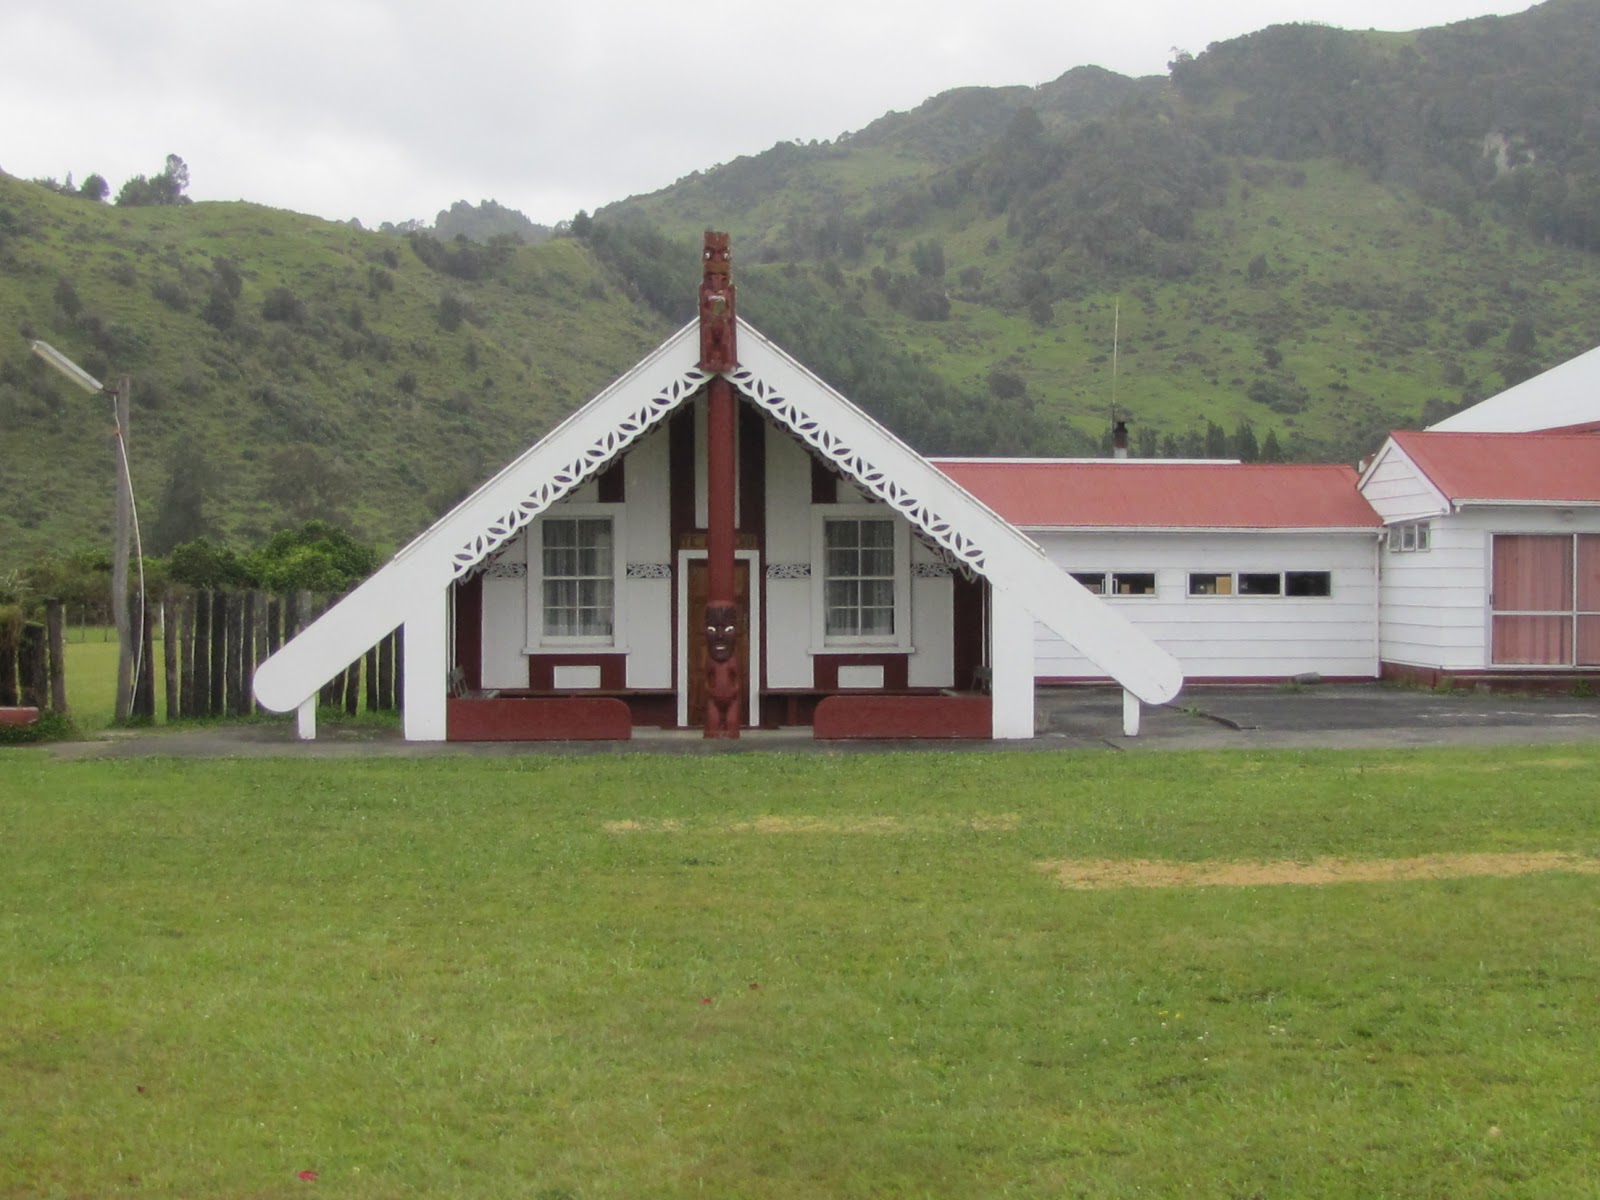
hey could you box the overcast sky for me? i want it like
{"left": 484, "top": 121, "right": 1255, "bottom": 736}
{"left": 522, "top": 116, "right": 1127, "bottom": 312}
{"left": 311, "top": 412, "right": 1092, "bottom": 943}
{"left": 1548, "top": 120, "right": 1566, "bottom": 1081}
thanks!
{"left": 1, "top": 0, "right": 1537, "bottom": 230}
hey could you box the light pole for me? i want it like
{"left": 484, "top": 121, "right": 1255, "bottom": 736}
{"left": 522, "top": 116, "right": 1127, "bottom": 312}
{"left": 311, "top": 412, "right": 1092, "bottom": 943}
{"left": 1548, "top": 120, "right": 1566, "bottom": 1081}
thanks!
{"left": 29, "top": 340, "right": 141, "bottom": 722}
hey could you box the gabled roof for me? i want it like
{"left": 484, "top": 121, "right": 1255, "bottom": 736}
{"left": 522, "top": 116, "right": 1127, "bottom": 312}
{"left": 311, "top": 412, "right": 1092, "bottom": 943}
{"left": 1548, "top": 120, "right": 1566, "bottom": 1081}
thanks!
{"left": 933, "top": 460, "right": 1380, "bottom": 530}
{"left": 1429, "top": 343, "right": 1600, "bottom": 433}
{"left": 1385, "top": 430, "right": 1600, "bottom": 504}
{"left": 256, "top": 318, "right": 1184, "bottom": 713}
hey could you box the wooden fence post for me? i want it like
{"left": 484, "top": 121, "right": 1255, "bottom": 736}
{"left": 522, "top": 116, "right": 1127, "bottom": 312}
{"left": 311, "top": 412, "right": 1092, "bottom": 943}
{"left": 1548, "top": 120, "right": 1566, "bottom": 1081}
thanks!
{"left": 133, "top": 603, "right": 157, "bottom": 720}
{"left": 46, "top": 600, "right": 67, "bottom": 714}
{"left": 225, "top": 593, "right": 243, "bottom": 717}
{"left": 19, "top": 622, "right": 47, "bottom": 709}
{"left": 0, "top": 608, "right": 20, "bottom": 707}
{"left": 178, "top": 593, "right": 195, "bottom": 719}
{"left": 394, "top": 626, "right": 405, "bottom": 712}
{"left": 163, "top": 593, "right": 180, "bottom": 723}
{"left": 193, "top": 590, "right": 211, "bottom": 718}
{"left": 209, "top": 591, "right": 227, "bottom": 717}
{"left": 378, "top": 632, "right": 394, "bottom": 712}
{"left": 238, "top": 592, "right": 255, "bottom": 717}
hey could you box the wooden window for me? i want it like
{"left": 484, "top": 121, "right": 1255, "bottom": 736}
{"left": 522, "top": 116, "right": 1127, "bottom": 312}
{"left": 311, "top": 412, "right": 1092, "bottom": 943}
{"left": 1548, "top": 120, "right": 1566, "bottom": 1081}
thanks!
{"left": 541, "top": 517, "right": 614, "bottom": 640}
{"left": 1070, "top": 572, "right": 1107, "bottom": 594}
{"left": 1285, "top": 571, "right": 1333, "bottom": 597}
{"left": 1390, "top": 521, "right": 1431, "bottom": 553}
{"left": 823, "top": 517, "right": 897, "bottom": 639}
{"left": 1111, "top": 572, "right": 1156, "bottom": 596}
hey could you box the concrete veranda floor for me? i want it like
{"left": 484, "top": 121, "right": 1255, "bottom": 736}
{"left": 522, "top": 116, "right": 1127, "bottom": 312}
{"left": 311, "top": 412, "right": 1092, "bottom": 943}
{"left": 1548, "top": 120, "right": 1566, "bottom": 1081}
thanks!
{"left": 37, "top": 683, "right": 1600, "bottom": 760}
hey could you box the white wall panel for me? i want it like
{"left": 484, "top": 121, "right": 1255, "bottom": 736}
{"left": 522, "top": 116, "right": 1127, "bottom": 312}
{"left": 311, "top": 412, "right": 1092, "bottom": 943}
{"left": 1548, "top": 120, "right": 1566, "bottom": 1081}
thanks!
{"left": 623, "top": 426, "right": 673, "bottom": 688}
{"left": 764, "top": 423, "right": 815, "bottom": 688}
{"left": 908, "top": 547, "right": 955, "bottom": 688}
{"left": 1033, "top": 530, "right": 1378, "bottom": 680}
{"left": 480, "top": 530, "right": 529, "bottom": 689}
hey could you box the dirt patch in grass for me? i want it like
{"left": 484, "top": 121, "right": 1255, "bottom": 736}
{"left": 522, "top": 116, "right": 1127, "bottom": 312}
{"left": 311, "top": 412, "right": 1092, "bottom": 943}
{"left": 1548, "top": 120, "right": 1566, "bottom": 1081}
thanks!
{"left": 604, "top": 813, "right": 1021, "bottom": 835}
{"left": 1039, "top": 851, "right": 1600, "bottom": 890}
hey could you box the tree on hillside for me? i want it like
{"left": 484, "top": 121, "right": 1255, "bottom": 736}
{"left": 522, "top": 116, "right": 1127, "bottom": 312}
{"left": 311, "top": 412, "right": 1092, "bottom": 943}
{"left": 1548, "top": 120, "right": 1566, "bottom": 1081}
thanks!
{"left": 149, "top": 447, "right": 218, "bottom": 555}
{"left": 115, "top": 154, "right": 192, "bottom": 207}
{"left": 79, "top": 174, "right": 109, "bottom": 203}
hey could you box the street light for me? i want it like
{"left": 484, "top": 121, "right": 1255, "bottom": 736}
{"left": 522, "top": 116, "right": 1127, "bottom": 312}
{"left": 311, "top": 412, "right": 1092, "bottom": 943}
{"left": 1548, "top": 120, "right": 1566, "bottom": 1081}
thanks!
{"left": 29, "top": 339, "right": 144, "bottom": 722}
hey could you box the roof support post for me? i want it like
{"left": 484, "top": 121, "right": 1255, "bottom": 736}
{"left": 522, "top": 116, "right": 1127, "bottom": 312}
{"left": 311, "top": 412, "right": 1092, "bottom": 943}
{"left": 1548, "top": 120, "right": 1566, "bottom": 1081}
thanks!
{"left": 296, "top": 696, "right": 317, "bottom": 740}
{"left": 402, "top": 592, "right": 448, "bottom": 741}
{"left": 989, "top": 585, "right": 1036, "bottom": 739}
{"left": 1122, "top": 689, "right": 1141, "bottom": 737}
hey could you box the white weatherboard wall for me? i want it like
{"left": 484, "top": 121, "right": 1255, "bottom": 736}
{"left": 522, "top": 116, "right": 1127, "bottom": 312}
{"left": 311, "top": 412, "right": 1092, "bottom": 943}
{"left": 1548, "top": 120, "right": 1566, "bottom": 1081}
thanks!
{"left": 1032, "top": 531, "right": 1379, "bottom": 680}
{"left": 1359, "top": 449, "right": 1448, "bottom": 522}
{"left": 763, "top": 423, "right": 814, "bottom": 689}
{"left": 1379, "top": 506, "right": 1600, "bottom": 671}
{"left": 621, "top": 426, "right": 673, "bottom": 689}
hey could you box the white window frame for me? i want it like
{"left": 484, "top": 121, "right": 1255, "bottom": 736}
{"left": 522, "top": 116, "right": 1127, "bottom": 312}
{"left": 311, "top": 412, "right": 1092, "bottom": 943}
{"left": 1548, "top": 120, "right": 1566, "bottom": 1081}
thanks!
{"left": 1069, "top": 571, "right": 1108, "bottom": 595}
{"left": 810, "top": 505, "right": 910, "bottom": 650}
{"left": 1187, "top": 570, "right": 1333, "bottom": 599}
{"left": 525, "top": 504, "right": 626, "bottom": 651}
{"left": 1109, "top": 571, "right": 1158, "bottom": 598}
{"left": 1389, "top": 521, "right": 1431, "bottom": 553}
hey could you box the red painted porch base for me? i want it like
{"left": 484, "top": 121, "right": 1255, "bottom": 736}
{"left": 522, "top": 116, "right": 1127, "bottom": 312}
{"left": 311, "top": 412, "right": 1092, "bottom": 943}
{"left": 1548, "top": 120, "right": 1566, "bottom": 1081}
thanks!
{"left": 813, "top": 694, "right": 993, "bottom": 740}
{"left": 0, "top": 707, "right": 41, "bottom": 727}
{"left": 447, "top": 697, "right": 632, "bottom": 741}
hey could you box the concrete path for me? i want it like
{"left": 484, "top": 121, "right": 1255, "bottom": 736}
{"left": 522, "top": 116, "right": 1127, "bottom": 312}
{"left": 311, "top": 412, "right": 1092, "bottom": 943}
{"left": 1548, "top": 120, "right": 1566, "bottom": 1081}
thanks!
{"left": 37, "top": 683, "right": 1600, "bottom": 760}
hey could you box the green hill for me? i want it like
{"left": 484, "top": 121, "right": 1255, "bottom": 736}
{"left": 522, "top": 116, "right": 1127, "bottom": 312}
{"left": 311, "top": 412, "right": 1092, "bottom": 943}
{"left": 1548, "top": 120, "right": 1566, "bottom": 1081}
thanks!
{"left": 0, "top": 178, "right": 671, "bottom": 570}
{"left": 5, "top": 0, "right": 1600, "bottom": 573}
{"left": 605, "top": 0, "right": 1600, "bottom": 457}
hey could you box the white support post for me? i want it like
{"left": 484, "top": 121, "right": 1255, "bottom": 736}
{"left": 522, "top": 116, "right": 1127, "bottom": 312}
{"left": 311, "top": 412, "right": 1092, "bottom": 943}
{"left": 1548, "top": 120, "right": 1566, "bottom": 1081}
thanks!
{"left": 296, "top": 697, "right": 317, "bottom": 741}
{"left": 989, "top": 585, "right": 1036, "bottom": 740}
{"left": 402, "top": 590, "right": 449, "bottom": 742}
{"left": 1122, "top": 688, "right": 1141, "bottom": 737}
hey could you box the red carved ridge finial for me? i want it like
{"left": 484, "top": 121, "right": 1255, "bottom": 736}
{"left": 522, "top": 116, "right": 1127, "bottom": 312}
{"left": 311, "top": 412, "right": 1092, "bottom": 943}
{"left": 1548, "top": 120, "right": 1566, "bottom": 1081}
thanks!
{"left": 699, "top": 231, "right": 737, "bottom": 372}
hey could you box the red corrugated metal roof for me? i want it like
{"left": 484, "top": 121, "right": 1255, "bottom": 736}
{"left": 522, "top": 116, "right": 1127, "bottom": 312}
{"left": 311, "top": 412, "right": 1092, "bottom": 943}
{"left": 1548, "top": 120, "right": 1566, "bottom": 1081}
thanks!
{"left": 1390, "top": 431, "right": 1600, "bottom": 503}
{"left": 932, "top": 460, "right": 1381, "bottom": 529}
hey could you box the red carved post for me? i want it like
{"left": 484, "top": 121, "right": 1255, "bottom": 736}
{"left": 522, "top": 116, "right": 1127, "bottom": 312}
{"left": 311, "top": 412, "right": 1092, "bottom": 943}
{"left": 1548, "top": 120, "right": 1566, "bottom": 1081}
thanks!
{"left": 700, "top": 232, "right": 741, "bottom": 737}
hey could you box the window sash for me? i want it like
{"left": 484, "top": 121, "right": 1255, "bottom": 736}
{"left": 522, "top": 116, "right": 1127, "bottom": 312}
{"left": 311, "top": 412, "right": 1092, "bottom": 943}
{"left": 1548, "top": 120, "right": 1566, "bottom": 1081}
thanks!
{"left": 824, "top": 518, "right": 896, "bottom": 639}
{"left": 541, "top": 517, "right": 614, "bottom": 639}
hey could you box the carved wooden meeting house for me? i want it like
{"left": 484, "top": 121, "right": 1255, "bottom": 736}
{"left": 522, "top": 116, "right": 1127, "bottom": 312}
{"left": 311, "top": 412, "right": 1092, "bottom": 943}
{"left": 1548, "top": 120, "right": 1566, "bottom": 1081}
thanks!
{"left": 254, "top": 234, "right": 1183, "bottom": 741}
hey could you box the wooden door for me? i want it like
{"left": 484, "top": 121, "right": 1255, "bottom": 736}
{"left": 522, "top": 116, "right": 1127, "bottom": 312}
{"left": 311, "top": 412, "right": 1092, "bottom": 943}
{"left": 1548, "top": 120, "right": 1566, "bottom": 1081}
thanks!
{"left": 685, "top": 559, "right": 751, "bottom": 726}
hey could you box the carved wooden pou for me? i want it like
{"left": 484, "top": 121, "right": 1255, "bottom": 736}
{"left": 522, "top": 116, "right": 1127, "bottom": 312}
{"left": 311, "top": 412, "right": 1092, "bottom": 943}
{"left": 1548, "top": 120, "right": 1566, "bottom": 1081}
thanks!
{"left": 700, "top": 231, "right": 741, "bottom": 737}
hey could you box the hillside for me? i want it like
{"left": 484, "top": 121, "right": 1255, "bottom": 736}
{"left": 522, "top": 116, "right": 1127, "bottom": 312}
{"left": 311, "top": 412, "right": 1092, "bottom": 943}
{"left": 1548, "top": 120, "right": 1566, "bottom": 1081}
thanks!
{"left": 605, "top": 0, "right": 1600, "bottom": 458}
{"left": 0, "top": 176, "right": 672, "bottom": 570}
{"left": 5, "top": 0, "right": 1600, "bottom": 572}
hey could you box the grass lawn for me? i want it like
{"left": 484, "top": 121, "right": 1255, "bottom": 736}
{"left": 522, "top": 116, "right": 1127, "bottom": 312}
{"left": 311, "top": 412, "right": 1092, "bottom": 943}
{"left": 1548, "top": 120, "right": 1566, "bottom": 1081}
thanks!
{"left": 3, "top": 747, "right": 1599, "bottom": 1198}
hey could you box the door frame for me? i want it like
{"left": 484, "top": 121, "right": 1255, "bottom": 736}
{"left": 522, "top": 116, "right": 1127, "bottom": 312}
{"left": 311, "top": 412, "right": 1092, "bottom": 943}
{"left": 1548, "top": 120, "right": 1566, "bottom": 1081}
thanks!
{"left": 676, "top": 548, "right": 761, "bottom": 728}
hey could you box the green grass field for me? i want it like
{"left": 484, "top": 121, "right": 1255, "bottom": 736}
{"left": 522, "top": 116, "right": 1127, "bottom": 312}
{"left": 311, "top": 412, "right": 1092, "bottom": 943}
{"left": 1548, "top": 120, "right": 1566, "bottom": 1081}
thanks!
{"left": 3, "top": 747, "right": 1598, "bottom": 1197}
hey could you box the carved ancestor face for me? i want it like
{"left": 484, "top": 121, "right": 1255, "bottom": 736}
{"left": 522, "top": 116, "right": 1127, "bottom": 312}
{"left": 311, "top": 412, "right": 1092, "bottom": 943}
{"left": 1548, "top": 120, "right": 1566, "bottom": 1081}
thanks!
{"left": 702, "top": 231, "right": 731, "bottom": 278}
{"left": 704, "top": 603, "right": 738, "bottom": 662}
